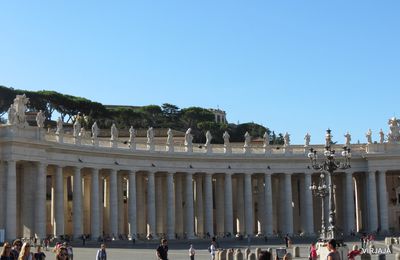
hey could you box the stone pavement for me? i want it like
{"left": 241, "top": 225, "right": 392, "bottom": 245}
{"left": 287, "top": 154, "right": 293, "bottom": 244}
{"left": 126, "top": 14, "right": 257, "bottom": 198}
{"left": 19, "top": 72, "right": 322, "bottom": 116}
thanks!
{"left": 43, "top": 238, "right": 398, "bottom": 260}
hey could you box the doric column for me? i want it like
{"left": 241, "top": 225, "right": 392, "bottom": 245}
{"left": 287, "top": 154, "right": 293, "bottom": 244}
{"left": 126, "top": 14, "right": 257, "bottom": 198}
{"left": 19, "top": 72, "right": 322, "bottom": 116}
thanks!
{"left": 204, "top": 173, "right": 214, "bottom": 237}
{"left": 244, "top": 173, "right": 253, "bottom": 236}
{"left": 5, "top": 160, "right": 17, "bottom": 240}
{"left": 304, "top": 172, "right": 314, "bottom": 235}
{"left": 166, "top": 172, "right": 175, "bottom": 239}
{"left": 368, "top": 170, "right": 378, "bottom": 232}
{"left": 264, "top": 172, "right": 273, "bottom": 236}
{"left": 35, "top": 162, "right": 47, "bottom": 239}
{"left": 185, "top": 172, "right": 195, "bottom": 239}
{"left": 109, "top": 169, "right": 118, "bottom": 238}
{"left": 147, "top": 171, "right": 156, "bottom": 238}
{"left": 54, "top": 166, "right": 64, "bottom": 237}
{"left": 128, "top": 170, "right": 137, "bottom": 239}
{"left": 345, "top": 171, "right": 355, "bottom": 234}
{"left": 117, "top": 174, "right": 125, "bottom": 235}
{"left": 73, "top": 166, "right": 83, "bottom": 238}
{"left": 91, "top": 168, "right": 100, "bottom": 240}
{"left": 378, "top": 170, "right": 389, "bottom": 232}
{"left": 284, "top": 172, "right": 294, "bottom": 235}
{"left": 175, "top": 175, "right": 183, "bottom": 237}
{"left": 224, "top": 172, "right": 233, "bottom": 236}
{"left": 195, "top": 175, "right": 204, "bottom": 237}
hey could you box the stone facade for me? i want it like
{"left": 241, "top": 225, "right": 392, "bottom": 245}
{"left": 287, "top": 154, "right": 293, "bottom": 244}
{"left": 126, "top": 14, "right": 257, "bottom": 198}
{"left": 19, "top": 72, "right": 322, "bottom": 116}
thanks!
{"left": 1, "top": 105, "right": 400, "bottom": 241}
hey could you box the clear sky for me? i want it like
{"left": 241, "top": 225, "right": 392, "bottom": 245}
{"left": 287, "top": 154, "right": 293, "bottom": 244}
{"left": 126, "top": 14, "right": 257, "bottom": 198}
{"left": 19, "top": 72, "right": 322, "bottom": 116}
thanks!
{"left": 1, "top": 1, "right": 399, "bottom": 144}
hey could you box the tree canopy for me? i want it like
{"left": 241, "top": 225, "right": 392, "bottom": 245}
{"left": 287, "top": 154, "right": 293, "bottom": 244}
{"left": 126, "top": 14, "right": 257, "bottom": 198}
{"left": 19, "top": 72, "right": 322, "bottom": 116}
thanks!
{"left": 0, "top": 85, "right": 283, "bottom": 144}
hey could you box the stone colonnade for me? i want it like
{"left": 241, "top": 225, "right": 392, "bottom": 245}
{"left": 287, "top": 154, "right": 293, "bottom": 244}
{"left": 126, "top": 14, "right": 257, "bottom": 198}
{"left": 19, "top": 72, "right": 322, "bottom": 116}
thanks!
{"left": 0, "top": 160, "right": 392, "bottom": 241}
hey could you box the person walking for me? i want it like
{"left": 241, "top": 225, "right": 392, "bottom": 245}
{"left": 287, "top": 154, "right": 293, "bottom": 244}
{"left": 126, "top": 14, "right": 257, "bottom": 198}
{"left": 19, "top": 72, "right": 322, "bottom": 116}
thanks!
{"left": 284, "top": 234, "right": 290, "bottom": 248}
{"left": 34, "top": 246, "right": 46, "bottom": 260}
{"left": 55, "top": 247, "right": 69, "bottom": 260}
{"left": 188, "top": 244, "right": 195, "bottom": 260}
{"left": 209, "top": 239, "right": 216, "bottom": 260}
{"left": 96, "top": 244, "right": 107, "bottom": 260}
{"left": 0, "top": 242, "right": 13, "bottom": 260}
{"left": 11, "top": 240, "right": 23, "bottom": 259}
{"left": 18, "top": 242, "right": 34, "bottom": 260}
{"left": 309, "top": 242, "right": 317, "bottom": 260}
{"left": 327, "top": 239, "right": 341, "bottom": 260}
{"left": 156, "top": 239, "right": 168, "bottom": 260}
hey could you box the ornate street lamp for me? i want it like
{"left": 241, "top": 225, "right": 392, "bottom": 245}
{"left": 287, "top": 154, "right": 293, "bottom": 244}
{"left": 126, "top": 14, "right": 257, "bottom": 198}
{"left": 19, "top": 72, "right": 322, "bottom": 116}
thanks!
{"left": 307, "top": 129, "right": 351, "bottom": 241}
{"left": 309, "top": 172, "right": 329, "bottom": 240}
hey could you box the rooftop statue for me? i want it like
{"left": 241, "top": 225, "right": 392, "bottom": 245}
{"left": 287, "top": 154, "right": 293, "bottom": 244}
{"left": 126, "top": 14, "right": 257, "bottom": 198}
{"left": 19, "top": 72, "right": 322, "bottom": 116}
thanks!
{"left": 92, "top": 122, "right": 99, "bottom": 139}
{"left": 166, "top": 128, "right": 174, "bottom": 145}
{"left": 36, "top": 110, "right": 45, "bottom": 128}
{"left": 366, "top": 129, "right": 372, "bottom": 144}
{"left": 56, "top": 117, "right": 63, "bottom": 134}
{"left": 284, "top": 132, "right": 290, "bottom": 147}
{"left": 325, "top": 129, "right": 332, "bottom": 147}
{"left": 147, "top": 127, "right": 154, "bottom": 144}
{"left": 223, "top": 131, "right": 230, "bottom": 146}
{"left": 7, "top": 94, "right": 29, "bottom": 126}
{"left": 263, "top": 132, "right": 270, "bottom": 147}
{"left": 304, "top": 132, "right": 311, "bottom": 147}
{"left": 344, "top": 132, "right": 351, "bottom": 147}
{"left": 388, "top": 117, "right": 400, "bottom": 143}
{"left": 129, "top": 126, "right": 136, "bottom": 143}
{"left": 244, "top": 131, "right": 251, "bottom": 147}
{"left": 379, "top": 128, "right": 385, "bottom": 144}
{"left": 111, "top": 123, "right": 118, "bottom": 140}
{"left": 185, "top": 128, "right": 193, "bottom": 146}
{"left": 205, "top": 130, "right": 212, "bottom": 146}
{"left": 73, "top": 119, "right": 81, "bottom": 138}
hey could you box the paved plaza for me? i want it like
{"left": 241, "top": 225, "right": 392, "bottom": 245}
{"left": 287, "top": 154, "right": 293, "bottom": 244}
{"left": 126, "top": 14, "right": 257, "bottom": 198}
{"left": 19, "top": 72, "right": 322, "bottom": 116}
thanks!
{"left": 40, "top": 238, "right": 399, "bottom": 260}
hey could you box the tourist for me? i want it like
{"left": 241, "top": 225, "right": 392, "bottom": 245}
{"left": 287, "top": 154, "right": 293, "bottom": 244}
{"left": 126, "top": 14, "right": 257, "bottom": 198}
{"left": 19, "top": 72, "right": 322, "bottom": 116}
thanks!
{"left": 64, "top": 243, "right": 73, "bottom": 260}
{"left": 156, "top": 239, "right": 168, "bottom": 260}
{"left": 34, "top": 246, "right": 45, "bottom": 260}
{"left": 284, "top": 234, "right": 290, "bottom": 248}
{"left": 96, "top": 244, "right": 107, "bottom": 260}
{"left": 0, "top": 242, "right": 13, "bottom": 260}
{"left": 56, "top": 247, "right": 69, "bottom": 260}
{"left": 18, "top": 242, "right": 34, "bottom": 260}
{"left": 258, "top": 251, "right": 272, "bottom": 260}
{"left": 326, "top": 239, "right": 340, "bottom": 260}
{"left": 188, "top": 244, "right": 195, "bottom": 260}
{"left": 309, "top": 242, "right": 317, "bottom": 260}
{"left": 209, "top": 238, "right": 217, "bottom": 260}
{"left": 11, "top": 240, "right": 23, "bottom": 259}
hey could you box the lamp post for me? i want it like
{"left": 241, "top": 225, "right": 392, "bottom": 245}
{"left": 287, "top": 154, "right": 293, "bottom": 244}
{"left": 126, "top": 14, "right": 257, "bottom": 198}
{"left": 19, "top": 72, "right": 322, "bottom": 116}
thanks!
{"left": 309, "top": 172, "right": 329, "bottom": 240}
{"left": 307, "top": 129, "right": 351, "bottom": 241}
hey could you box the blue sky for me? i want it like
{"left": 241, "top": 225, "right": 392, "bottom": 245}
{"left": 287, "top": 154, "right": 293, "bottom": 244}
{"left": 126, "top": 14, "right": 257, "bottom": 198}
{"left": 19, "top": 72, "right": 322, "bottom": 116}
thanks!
{"left": 1, "top": 1, "right": 399, "bottom": 144}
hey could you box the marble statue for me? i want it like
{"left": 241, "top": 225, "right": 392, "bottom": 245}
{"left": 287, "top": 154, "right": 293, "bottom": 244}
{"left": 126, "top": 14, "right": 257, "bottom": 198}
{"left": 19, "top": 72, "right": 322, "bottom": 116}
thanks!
{"left": 92, "top": 122, "right": 99, "bottom": 139}
{"left": 344, "top": 132, "right": 351, "bottom": 147}
{"left": 304, "top": 133, "right": 311, "bottom": 147}
{"left": 129, "top": 126, "right": 136, "bottom": 143}
{"left": 379, "top": 129, "right": 385, "bottom": 144}
{"left": 7, "top": 94, "right": 29, "bottom": 126}
{"left": 223, "top": 131, "right": 230, "bottom": 146}
{"left": 325, "top": 129, "right": 332, "bottom": 147}
{"left": 263, "top": 132, "right": 269, "bottom": 147}
{"left": 36, "top": 110, "right": 45, "bottom": 128}
{"left": 166, "top": 128, "right": 173, "bottom": 145}
{"left": 284, "top": 132, "right": 290, "bottom": 147}
{"left": 80, "top": 127, "right": 86, "bottom": 138}
{"left": 366, "top": 129, "right": 372, "bottom": 144}
{"left": 205, "top": 131, "right": 212, "bottom": 146}
{"left": 244, "top": 132, "right": 251, "bottom": 147}
{"left": 73, "top": 119, "right": 81, "bottom": 137}
{"left": 111, "top": 123, "right": 118, "bottom": 140}
{"left": 7, "top": 105, "right": 16, "bottom": 125}
{"left": 388, "top": 117, "right": 400, "bottom": 143}
{"left": 147, "top": 127, "right": 154, "bottom": 144}
{"left": 56, "top": 117, "right": 63, "bottom": 134}
{"left": 184, "top": 128, "right": 193, "bottom": 146}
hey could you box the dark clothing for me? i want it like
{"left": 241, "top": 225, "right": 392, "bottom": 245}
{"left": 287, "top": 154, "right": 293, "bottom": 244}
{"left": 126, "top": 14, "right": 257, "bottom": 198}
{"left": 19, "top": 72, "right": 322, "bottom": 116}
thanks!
{"left": 96, "top": 249, "right": 107, "bottom": 260}
{"left": 156, "top": 245, "right": 168, "bottom": 260}
{"left": 327, "top": 251, "right": 341, "bottom": 260}
{"left": 1, "top": 256, "right": 14, "bottom": 260}
{"left": 34, "top": 252, "right": 46, "bottom": 260}
{"left": 10, "top": 250, "right": 19, "bottom": 260}
{"left": 190, "top": 255, "right": 194, "bottom": 260}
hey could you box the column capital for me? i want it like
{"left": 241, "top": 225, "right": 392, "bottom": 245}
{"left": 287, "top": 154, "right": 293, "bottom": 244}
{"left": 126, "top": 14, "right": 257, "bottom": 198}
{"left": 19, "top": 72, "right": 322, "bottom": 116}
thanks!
{"left": 284, "top": 172, "right": 292, "bottom": 176}
{"left": 304, "top": 170, "right": 313, "bottom": 176}
{"left": 225, "top": 171, "right": 234, "bottom": 176}
{"left": 264, "top": 171, "right": 272, "bottom": 176}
